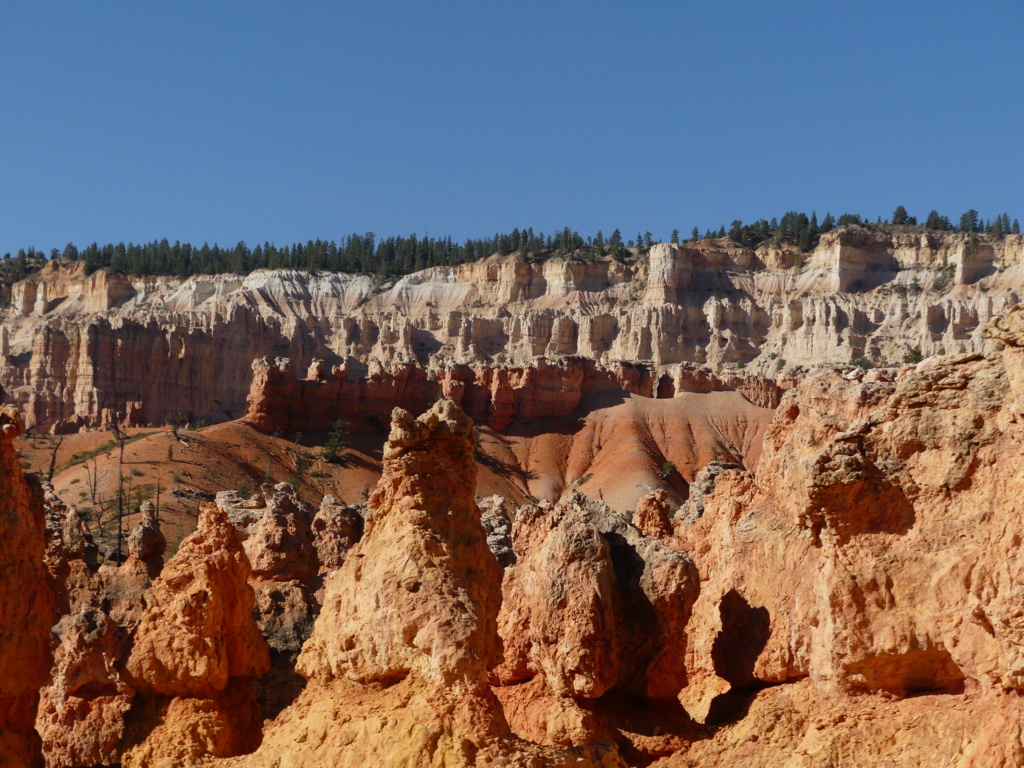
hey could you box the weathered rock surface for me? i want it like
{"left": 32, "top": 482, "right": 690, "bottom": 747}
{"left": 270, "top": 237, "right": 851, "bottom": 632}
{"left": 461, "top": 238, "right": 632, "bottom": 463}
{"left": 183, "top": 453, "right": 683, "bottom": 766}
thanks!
{"left": 492, "top": 492, "right": 700, "bottom": 752}
{"left": 216, "top": 483, "right": 322, "bottom": 718}
{"left": 125, "top": 502, "right": 166, "bottom": 578}
{"left": 125, "top": 503, "right": 269, "bottom": 695}
{"left": 236, "top": 400, "right": 627, "bottom": 767}
{"left": 479, "top": 494, "right": 515, "bottom": 567}
{"left": 218, "top": 484, "right": 318, "bottom": 583}
{"left": 309, "top": 494, "right": 364, "bottom": 571}
{"left": 7, "top": 228, "right": 1017, "bottom": 432}
{"left": 633, "top": 489, "right": 673, "bottom": 538}
{"left": 298, "top": 399, "right": 503, "bottom": 685}
{"left": 41, "top": 481, "right": 100, "bottom": 617}
{"left": 36, "top": 610, "right": 133, "bottom": 768}
{"left": 120, "top": 502, "right": 270, "bottom": 766}
{"left": 0, "top": 404, "right": 56, "bottom": 767}
{"left": 666, "top": 307, "right": 1024, "bottom": 763}
{"left": 17, "top": 265, "right": 1024, "bottom": 766}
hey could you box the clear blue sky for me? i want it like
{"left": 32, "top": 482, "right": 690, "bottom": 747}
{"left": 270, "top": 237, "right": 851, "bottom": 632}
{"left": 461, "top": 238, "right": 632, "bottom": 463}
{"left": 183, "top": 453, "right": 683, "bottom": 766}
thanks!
{"left": 2, "top": 0, "right": 1021, "bottom": 253}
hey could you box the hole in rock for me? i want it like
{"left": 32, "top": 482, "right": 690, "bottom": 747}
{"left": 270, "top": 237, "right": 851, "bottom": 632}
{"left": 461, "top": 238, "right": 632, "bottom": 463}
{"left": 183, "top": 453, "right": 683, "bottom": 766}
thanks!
{"left": 656, "top": 375, "right": 675, "bottom": 399}
{"left": 706, "top": 589, "right": 771, "bottom": 724}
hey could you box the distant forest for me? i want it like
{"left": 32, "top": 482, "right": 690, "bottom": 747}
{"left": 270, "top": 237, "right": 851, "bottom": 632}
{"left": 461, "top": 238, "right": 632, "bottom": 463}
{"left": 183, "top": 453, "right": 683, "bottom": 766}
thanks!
{"left": 2, "top": 207, "right": 1018, "bottom": 283}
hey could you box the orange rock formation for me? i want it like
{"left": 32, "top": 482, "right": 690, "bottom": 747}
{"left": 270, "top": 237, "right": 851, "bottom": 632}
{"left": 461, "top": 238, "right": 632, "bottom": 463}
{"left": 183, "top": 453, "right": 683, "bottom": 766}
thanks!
{"left": 0, "top": 404, "right": 56, "bottom": 768}
{"left": 120, "top": 502, "right": 270, "bottom": 766}
{"left": 14, "top": 302, "right": 1024, "bottom": 765}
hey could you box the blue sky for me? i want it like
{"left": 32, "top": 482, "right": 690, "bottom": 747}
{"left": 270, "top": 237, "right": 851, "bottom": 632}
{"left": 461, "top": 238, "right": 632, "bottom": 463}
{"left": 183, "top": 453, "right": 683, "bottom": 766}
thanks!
{"left": 2, "top": 0, "right": 1021, "bottom": 253}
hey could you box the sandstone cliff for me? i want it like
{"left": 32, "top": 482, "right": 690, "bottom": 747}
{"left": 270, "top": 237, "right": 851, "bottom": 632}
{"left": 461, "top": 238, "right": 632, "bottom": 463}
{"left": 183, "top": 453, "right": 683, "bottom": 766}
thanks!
{"left": 662, "top": 307, "right": 1024, "bottom": 765}
{"left": 16, "top": 319, "right": 1024, "bottom": 766}
{"left": 4, "top": 228, "right": 1021, "bottom": 432}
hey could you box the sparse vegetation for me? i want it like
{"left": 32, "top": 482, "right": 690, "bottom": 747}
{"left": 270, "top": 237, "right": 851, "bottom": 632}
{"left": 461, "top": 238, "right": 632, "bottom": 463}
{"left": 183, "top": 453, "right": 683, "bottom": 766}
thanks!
{"left": 659, "top": 461, "right": 676, "bottom": 479}
{"left": 322, "top": 419, "right": 350, "bottom": 463}
{"left": 850, "top": 354, "right": 874, "bottom": 369}
{"left": 904, "top": 347, "right": 924, "bottom": 364}
{"left": 64, "top": 431, "right": 158, "bottom": 470}
{"left": 575, "top": 473, "right": 594, "bottom": 486}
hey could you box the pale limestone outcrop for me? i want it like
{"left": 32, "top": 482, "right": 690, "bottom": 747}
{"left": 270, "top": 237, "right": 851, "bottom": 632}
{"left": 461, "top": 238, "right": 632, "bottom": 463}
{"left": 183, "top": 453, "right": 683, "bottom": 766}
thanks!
{"left": 4, "top": 229, "right": 1021, "bottom": 432}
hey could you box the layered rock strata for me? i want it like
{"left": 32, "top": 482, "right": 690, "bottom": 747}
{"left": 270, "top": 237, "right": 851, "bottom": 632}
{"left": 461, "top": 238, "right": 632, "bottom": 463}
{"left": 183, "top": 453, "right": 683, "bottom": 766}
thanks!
{"left": 244, "top": 354, "right": 785, "bottom": 433}
{"left": 4, "top": 228, "right": 1020, "bottom": 431}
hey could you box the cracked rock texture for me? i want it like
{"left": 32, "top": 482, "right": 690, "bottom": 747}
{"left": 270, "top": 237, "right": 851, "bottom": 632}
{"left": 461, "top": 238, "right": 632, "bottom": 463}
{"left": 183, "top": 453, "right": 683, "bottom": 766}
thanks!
{"left": 120, "top": 502, "right": 270, "bottom": 767}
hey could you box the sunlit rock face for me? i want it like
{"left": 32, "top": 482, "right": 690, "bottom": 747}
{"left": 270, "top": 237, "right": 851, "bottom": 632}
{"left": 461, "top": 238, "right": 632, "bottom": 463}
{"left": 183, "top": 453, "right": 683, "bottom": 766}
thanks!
{"left": 0, "top": 404, "right": 57, "bottom": 767}
{"left": 6, "top": 230, "right": 1022, "bottom": 432}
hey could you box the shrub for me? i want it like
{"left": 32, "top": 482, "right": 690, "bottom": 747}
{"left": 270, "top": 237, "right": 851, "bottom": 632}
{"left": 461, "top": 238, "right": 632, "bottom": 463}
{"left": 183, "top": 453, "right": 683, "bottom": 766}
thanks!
{"left": 850, "top": 354, "right": 873, "bottom": 369}
{"left": 903, "top": 347, "right": 923, "bottom": 364}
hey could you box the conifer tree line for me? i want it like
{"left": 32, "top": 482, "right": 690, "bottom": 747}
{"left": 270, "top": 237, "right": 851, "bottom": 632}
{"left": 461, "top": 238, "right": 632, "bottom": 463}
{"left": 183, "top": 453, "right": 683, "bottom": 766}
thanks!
{"left": 2, "top": 207, "right": 1018, "bottom": 281}
{"left": 712, "top": 208, "right": 1020, "bottom": 253}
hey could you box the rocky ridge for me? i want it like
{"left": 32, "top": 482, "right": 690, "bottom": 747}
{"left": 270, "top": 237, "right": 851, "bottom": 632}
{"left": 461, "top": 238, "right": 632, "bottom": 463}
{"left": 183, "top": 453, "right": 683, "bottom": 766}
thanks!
{"left": 3, "top": 228, "right": 1022, "bottom": 431}
{"left": 7, "top": 301, "right": 1024, "bottom": 764}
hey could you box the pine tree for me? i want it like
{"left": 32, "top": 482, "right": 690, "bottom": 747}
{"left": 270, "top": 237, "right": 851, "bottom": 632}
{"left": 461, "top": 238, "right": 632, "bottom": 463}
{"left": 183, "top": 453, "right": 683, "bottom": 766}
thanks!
{"left": 892, "top": 206, "right": 909, "bottom": 226}
{"left": 1014, "top": 219, "right": 1021, "bottom": 235}
{"left": 925, "top": 210, "right": 949, "bottom": 230}
{"left": 670, "top": 229, "right": 679, "bottom": 244}
{"left": 960, "top": 210, "right": 979, "bottom": 233}
{"left": 609, "top": 229, "right": 623, "bottom": 259}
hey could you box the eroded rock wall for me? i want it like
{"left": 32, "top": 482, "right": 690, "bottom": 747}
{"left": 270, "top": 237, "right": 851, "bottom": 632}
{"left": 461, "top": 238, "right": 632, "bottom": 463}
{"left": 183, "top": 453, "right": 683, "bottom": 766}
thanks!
{"left": 664, "top": 306, "right": 1024, "bottom": 764}
{"left": 0, "top": 405, "right": 56, "bottom": 767}
{"left": 4, "top": 229, "right": 1021, "bottom": 431}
